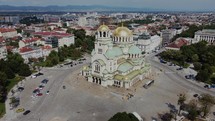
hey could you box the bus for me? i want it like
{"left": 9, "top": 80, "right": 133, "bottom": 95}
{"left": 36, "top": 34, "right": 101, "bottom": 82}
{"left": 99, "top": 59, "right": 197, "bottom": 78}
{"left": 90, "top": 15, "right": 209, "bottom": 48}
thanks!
{"left": 143, "top": 80, "right": 155, "bottom": 89}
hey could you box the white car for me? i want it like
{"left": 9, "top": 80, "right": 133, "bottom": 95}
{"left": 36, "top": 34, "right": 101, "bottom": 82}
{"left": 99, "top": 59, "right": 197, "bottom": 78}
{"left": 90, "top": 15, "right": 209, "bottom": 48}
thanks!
{"left": 31, "top": 75, "right": 37, "bottom": 78}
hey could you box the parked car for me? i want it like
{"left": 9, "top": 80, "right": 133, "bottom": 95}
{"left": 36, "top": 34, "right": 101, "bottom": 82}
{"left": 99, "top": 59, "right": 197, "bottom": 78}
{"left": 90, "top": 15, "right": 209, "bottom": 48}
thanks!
{"left": 176, "top": 67, "right": 183, "bottom": 70}
{"left": 18, "top": 87, "right": 24, "bottom": 91}
{"left": 210, "top": 84, "right": 215, "bottom": 88}
{"left": 36, "top": 93, "right": 43, "bottom": 96}
{"left": 204, "top": 85, "right": 210, "bottom": 89}
{"left": 193, "top": 94, "right": 198, "bottom": 98}
{"left": 38, "top": 85, "right": 45, "bottom": 90}
{"left": 46, "top": 91, "right": 50, "bottom": 94}
{"left": 23, "top": 110, "right": 31, "bottom": 115}
{"left": 63, "top": 85, "right": 66, "bottom": 89}
{"left": 37, "top": 72, "right": 44, "bottom": 76}
{"left": 16, "top": 108, "right": 25, "bottom": 113}
{"left": 31, "top": 75, "right": 37, "bottom": 78}
{"left": 160, "top": 59, "right": 167, "bottom": 64}
{"left": 41, "top": 79, "right": 49, "bottom": 84}
{"left": 33, "top": 89, "right": 40, "bottom": 94}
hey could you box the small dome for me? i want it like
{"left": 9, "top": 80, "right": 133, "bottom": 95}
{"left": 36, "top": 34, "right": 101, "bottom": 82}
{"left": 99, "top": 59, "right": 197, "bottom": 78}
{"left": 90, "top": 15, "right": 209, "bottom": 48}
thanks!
{"left": 105, "top": 47, "right": 123, "bottom": 59}
{"left": 97, "top": 25, "right": 110, "bottom": 31}
{"left": 117, "top": 62, "right": 133, "bottom": 73}
{"left": 113, "top": 26, "right": 132, "bottom": 37}
{"left": 128, "top": 45, "right": 142, "bottom": 54}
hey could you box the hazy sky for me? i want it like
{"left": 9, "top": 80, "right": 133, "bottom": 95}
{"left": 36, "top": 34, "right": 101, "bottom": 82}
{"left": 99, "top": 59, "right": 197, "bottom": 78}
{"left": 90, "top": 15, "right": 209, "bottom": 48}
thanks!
{"left": 0, "top": 0, "right": 214, "bottom": 11}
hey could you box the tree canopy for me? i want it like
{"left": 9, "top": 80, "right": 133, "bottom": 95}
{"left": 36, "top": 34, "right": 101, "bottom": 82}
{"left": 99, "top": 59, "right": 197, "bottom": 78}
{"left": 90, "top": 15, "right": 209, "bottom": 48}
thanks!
{"left": 108, "top": 112, "right": 139, "bottom": 121}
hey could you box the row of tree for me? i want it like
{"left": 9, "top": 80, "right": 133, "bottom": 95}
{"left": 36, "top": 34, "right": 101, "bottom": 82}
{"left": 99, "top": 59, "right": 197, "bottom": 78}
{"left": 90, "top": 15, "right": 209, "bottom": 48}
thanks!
{"left": 160, "top": 41, "right": 215, "bottom": 84}
{"left": 0, "top": 52, "right": 31, "bottom": 102}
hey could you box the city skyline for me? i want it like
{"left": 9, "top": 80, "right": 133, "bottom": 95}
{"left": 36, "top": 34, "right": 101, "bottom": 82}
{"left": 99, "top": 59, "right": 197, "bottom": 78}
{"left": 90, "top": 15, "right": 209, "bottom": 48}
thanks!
{"left": 0, "top": 0, "right": 215, "bottom": 11}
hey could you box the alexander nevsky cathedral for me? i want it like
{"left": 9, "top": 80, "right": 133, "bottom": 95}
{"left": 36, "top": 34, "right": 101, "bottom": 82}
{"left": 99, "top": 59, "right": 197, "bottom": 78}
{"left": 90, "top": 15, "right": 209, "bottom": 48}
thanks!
{"left": 81, "top": 24, "right": 151, "bottom": 89}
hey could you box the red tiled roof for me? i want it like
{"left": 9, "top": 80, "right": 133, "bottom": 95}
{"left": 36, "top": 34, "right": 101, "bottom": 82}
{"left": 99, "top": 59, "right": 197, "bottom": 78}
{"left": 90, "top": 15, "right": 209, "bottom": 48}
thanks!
{"left": 0, "top": 37, "right": 5, "bottom": 43}
{"left": 166, "top": 39, "right": 188, "bottom": 49}
{"left": 41, "top": 45, "right": 52, "bottom": 50}
{"left": 0, "top": 28, "right": 16, "bottom": 33}
{"left": 22, "top": 38, "right": 40, "bottom": 43}
{"left": 6, "top": 46, "right": 15, "bottom": 51}
{"left": 33, "top": 31, "right": 73, "bottom": 38}
{"left": 19, "top": 47, "right": 33, "bottom": 53}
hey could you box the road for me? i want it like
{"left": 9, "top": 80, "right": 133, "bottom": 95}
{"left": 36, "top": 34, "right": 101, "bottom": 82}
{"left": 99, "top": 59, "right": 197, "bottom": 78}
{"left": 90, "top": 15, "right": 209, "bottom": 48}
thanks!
{"left": 146, "top": 53, "right": 215, "bottom": 96}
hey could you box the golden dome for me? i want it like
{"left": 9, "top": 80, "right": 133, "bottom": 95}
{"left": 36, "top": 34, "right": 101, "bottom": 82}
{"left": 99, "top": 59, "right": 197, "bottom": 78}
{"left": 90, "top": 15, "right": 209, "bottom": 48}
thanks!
{"left": 113, "top": 26, "right": 132, "bottom": 37}
{"left": 97, "top": 24, "right": 110, "bottom": 31}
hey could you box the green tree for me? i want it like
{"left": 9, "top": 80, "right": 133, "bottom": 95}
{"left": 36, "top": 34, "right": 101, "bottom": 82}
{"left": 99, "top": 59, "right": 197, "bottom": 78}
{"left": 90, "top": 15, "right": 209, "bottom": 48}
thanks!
{"left": 187, "top": 100, "right": 198, "bottom": 121}
{"left": 18, "top": 64, "right": 32, "bottom": 77}
{"left": 45, "top": 50, "right": 59, "bottom": 67}
{"left": 0, "top": 72, "right": 7, "bottom": 102}
{"left": 177, "top": 93, "right": 186, "bottom": 115}
{"left": 108, "top": 112, "right": 139, "bottom": 121}
{"left": 191, "top": 54, "right": 199, "bottom": 62}
{"left": 199, "top": 94, "right": 215, "bottom": 117}
{"left": 7, "top": 52, "right": 24, "bottom": 73}
{"left": 159, "top": 112, "right": 173, "bottom": 121}
{"left": 193, "top": 62, "right": 202, "bottom": 71}
{"left": 195, "top": 70, "right": 210, "bottom": 82}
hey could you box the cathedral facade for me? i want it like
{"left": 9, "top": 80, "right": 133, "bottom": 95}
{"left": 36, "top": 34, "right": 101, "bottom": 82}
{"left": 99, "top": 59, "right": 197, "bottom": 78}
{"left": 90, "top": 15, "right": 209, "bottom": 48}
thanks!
{"left": 82, "top": 24, "right": 151, "bottom": 88}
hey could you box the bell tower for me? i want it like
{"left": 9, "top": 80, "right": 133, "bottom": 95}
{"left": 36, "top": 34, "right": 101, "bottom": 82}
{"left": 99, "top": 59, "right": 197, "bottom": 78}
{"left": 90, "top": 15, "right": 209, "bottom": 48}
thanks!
{"left": 95, "top": 24, "right": 112, "bottom": 54}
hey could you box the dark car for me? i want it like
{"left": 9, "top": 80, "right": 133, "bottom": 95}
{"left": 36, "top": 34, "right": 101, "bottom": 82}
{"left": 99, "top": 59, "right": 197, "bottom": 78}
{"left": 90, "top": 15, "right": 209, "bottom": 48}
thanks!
{"left": 33, "top": 89, "right": 40, "bottom": 94}
{"left": 23, "top": 110, "right": 31, "bottom": 115}
{"left": 41, "top": 79, "right": 49, "bottom": 84}
{"left": 35, "top": 72, "right": 43, "bottom": 77}
{"left": 204, "top": 85, "right": 210, "bottom": 89}
{"left": 18, "top": 87, "right": 24, "bottom": 91}
{"left": 213, "top": 112, "right": 215, "bottom": 116}
{"left": 38, "top": 72, "right": 43, "bottom": 75}
{"left": 63, "top": 85, "right": 66, "bottom": 89}
{"left": 193, "top": 94, "right": 198, "bottom": 98}
{"left": 160, "top": 59, "right": 167, "bottom": 64}
{"left": 176, "top": 67, "right": 183, "bottom": 70}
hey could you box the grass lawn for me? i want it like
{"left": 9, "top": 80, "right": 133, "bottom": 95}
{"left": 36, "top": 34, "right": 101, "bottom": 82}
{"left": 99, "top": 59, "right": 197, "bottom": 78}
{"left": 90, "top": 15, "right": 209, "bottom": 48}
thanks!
{"left": 0, "top": 102, "right": 5, "bottom": 118}
{"left": 0, "top": 76, "right": 24, "bottom": 117}
{"left": 6, "top": 76, "right": 25, "bottom": 93}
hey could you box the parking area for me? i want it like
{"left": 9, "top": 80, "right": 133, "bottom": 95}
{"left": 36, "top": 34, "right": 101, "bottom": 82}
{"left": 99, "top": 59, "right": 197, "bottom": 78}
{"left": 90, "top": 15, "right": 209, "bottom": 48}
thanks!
{"left": 3, "top": 55, "right": 215, "bottom": 121}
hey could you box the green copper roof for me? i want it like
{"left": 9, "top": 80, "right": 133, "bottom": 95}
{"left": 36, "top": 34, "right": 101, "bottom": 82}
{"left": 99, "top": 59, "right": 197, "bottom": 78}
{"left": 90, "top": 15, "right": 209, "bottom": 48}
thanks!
{"left": 117, "top": 62, "right": 133, "bottom": 73}
{"left": 114, "top": 70, "right": 140, "bottom": 82}
{"left": 128, "top": 45, "right": 141, "bottom": 54}
{"left": 105, "top": 47, "right": 123, "bottom": 59}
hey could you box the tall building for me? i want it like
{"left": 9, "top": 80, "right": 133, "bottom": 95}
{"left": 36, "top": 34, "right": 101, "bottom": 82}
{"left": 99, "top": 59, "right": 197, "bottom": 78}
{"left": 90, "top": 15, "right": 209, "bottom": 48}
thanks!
{"left": 81, "top": 24, "right": 151, "bottom": 89}
{"left": 194, "top": 29, "right": 215, "bottom": 45}
{"left": 136, "top": 33, "right": 162, "bottom": 53}
{"left": 161, "top": 29, "right": 176, "bottom": 46}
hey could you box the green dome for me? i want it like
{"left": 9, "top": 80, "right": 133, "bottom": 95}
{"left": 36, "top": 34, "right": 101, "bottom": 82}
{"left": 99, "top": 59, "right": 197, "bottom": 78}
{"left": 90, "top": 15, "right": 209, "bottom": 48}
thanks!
{"left": 117, "top": 62, "right": 133, "bottom": 73}
{"left": 128, "top": 45, "right": 141, "bottom": 54}
{"left": 105, "top": 47, "right": 123, "bottom": 59}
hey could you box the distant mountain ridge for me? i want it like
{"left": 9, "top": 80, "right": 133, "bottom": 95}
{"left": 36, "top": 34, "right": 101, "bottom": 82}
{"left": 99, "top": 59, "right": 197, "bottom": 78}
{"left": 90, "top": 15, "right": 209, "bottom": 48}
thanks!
{"left": 0, "top": 5, "right": 161, "bottom": 12}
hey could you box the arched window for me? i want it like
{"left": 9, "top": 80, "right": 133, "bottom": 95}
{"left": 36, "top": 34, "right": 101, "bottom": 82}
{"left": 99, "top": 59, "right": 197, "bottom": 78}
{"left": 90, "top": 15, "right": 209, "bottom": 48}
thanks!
{"left": 95, "top": 63, "right": 100, "bottom": 73}
{"left": 99, "top": 32, "right": 102, "bottom": 37}
{"left": 103, "top": 32, "right": 106, "bottom": 37}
